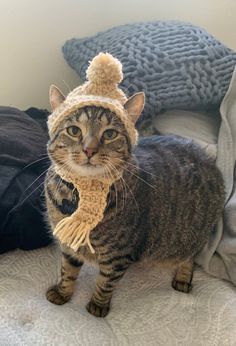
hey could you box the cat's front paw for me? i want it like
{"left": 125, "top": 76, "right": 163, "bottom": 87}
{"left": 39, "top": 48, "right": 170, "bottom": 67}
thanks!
{"left": 86, "top": 300, "right": 110, "bottom": 317}
{"left": 172, "top": 279, "right": 192, "bottom": 293}
{"left": 46, "top": 285, "right": 72, "bottom": 305}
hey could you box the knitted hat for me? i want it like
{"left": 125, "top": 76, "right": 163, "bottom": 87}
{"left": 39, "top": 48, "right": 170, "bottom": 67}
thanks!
{"left": 48, "top": 52, "right": 138, "bottom": 145}
{"left": 48, "top": 53, "right": 144, "bottom": 253}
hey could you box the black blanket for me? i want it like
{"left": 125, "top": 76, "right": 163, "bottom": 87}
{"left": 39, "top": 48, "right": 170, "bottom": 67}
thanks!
{"left": 0, "top": 106, "right": 52, "bottom": 253}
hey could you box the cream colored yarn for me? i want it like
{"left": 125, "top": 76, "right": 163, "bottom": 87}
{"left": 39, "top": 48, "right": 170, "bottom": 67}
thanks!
{"left": 53, "top": 166, "right": 116, "bottom": 253}
{"left": 48, "top": 52, "right": 137, "bottom": 253}
{"left": 48, "top": 53, "right": 138, "bottom": 145}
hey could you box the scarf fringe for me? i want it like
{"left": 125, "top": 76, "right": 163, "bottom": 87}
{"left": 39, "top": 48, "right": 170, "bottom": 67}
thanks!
{"left": 54, "top": 217, "right": 95, "bottom": 253}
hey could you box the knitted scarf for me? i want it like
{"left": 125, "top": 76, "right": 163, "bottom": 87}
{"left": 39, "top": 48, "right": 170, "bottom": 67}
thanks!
{"left": 53, "top": 166, "right": 120, "bottom": 253}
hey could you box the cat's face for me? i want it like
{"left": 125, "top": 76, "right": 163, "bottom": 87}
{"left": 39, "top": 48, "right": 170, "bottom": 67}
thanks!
{"left": 48, "top": 106, "right": 132, "bottom": 178}
{"left": 48, "top": 85, "right": 144, "bottom": 179}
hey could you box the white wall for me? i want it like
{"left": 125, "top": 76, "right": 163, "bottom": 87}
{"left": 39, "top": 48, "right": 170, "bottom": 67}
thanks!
{"left": 0, "top": 0, "right": 235, "bottom": 109}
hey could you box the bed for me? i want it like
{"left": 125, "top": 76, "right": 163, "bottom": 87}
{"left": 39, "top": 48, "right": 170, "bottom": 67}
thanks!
{"left": 1, "top": 245, "right": 236, "bottom": 345}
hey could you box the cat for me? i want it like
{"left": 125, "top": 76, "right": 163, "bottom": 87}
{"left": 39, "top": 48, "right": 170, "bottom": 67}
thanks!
{"left": 45, "top": 89, "right": 225, "bottom": 317}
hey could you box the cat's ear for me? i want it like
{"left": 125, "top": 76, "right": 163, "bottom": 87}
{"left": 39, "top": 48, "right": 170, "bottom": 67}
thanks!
{"left": 124, "top": 92, "right": 145, "bottom": 123}
{"left": 49, "top": 85, "right": 65, "bottom": 110}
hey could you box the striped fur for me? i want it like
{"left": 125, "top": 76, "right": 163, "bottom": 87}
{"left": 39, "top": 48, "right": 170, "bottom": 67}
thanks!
{"left": 45, "top": 107, "right": 225, "bottom": 317}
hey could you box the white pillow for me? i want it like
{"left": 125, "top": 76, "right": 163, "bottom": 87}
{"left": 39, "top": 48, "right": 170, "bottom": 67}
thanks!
{"left": 153, "top": 110, "right": 220, "bottom": 159}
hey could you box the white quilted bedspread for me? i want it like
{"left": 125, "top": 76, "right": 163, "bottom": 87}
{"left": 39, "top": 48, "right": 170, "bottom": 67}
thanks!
{"left": 0, "top": 245, "right": 236, "bottom": 346}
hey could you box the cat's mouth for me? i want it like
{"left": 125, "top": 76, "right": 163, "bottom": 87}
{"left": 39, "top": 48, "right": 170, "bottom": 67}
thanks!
{"left": 68, "top": 154, "right": 123, "bottom": 178}
{"left": 83, "top": 162, "right": 94, "bottom": 167}
{"left": 69, "top": 159, "right": 107, "bottom": 177}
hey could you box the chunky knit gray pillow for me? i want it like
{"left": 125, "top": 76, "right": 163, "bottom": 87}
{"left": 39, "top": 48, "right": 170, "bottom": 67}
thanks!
{"left": 62, "top": 21, "right": 236, "bottom": 121}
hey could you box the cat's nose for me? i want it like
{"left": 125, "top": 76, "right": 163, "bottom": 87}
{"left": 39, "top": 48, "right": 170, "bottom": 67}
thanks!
{"left": 83, "top": 147, "right": 98, "bottom": 158}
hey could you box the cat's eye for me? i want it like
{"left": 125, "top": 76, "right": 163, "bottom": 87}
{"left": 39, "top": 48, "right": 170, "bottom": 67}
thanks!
{"left": 66, "top": 126, "right": 81, "bottom": 137}
{"left": 103, "top": 129, "right": 118, "bottom": 141}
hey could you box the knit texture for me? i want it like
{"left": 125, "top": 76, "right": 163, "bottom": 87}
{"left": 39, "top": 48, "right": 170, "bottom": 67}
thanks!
{"left": 48, "top": 53, "right": 138, "bottom": 145}
{"left": 63, "top": 21, "right": 236, "bottom": 122}
{"left": 53, "top": 165, "right": 121, "bottom": 253}
{"left": 48, "top": 53, "right": 133, "bottom": 252}
{"left": 53, "top": 170, "right": 112, "bottom": 253}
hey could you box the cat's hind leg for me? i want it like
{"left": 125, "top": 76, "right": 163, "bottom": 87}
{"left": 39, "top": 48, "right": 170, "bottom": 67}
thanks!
{"left": 46, "top": 251, "right": 83, "bottom": 305}
{"left": 172, "top": 258, "right": 193, "bottom": 293}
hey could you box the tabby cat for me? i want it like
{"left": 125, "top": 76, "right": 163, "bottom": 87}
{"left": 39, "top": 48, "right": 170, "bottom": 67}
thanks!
{"left": 45, "top": 90, "right": 224, "bottom": 317}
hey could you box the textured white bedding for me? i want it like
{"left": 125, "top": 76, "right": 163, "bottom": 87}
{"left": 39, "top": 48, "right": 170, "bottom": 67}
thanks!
{"left": 0, "top": 245, "right": 236, "bottom": 346}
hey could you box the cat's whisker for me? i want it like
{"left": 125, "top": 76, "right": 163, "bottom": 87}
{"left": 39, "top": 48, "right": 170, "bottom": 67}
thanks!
{"left": 41, "top": 160, "right": 73, "bottom": 199}
{"left": 23, "top": 157, "right": 50, "bottom": 171}
{"left": 104, "top": 164, "right": 119, "bottom": 214}
{"left": 106, "top": 158, "right": 173, "bottom": 199}
{"left": 105, "top": 160, "right": 140, "bottom": 213}
{"left": 118, "top": 161, "right": 174, "bottom": 199}
{"left": 23, "top": 166, "right": 51, "bottom": 194}
{"left": 20, "top": 172, "right": 52, "bottom": 206}
{"left": 49, "top": 160, "right": 74, "bottom": 200}
{"left": 105, "top": 167, "right": 116, "bottom": 212}
{"left": 109, "top": 161, "right": 128, "bottom": 212}
{"left": 23, "top": 160, "right": 72, "bottom": 204}
{"left": 117, "top": 174, "right": 127, "bottom": 212}
{"left": 105, "top": 161, "right": 126, "bottom": 212}
{"left": 102, "top": 165, "right": 114, "bottom": 209}
{"left": 52, "top": 174, "right": 63, "bottom": 201}
{"left": 114, "top": 157, "right": 158, "bottom": 177}
{"left": 120, "top": 175, "right": 140, "bottom": 214}
{"left": 39, "top": 153, "right": 50, "bottom": 157}
{"left": 102, "top": 160, "right": 125, "bottom": 211}
{"left": 124, "top": 167, "right": 157, "bottom": 190}
{"left": 55, "top": 159, "right": 76, "bottom": 200}
{"left": 113, "top": 161, "right": 157, "bottom": 191}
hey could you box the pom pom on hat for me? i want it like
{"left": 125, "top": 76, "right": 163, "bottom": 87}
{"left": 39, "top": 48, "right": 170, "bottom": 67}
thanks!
{"left": 86, "top": 52, "right": 123, "bottom": 85}
{"left": 48, "top": 52, "right": 140, "bottom": 144}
